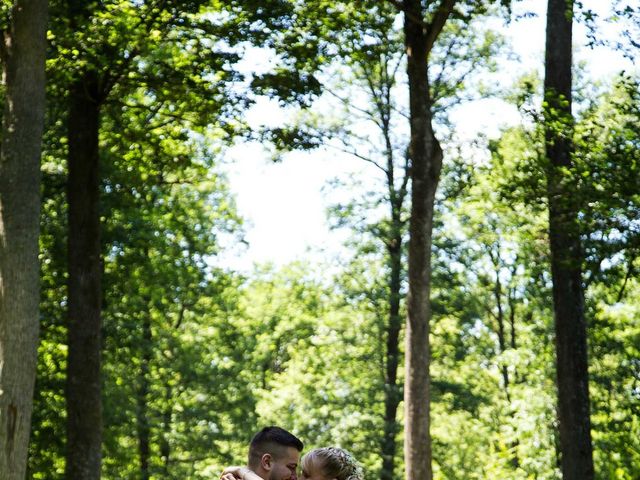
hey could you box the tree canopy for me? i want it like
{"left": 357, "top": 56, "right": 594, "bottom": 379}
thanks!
{"left": 0, "top": 1, "right": 637, "bottom": 479}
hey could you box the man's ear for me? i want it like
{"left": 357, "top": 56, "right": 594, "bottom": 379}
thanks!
{"left": 261, "top": 453, "right": 273, "bottom": 471}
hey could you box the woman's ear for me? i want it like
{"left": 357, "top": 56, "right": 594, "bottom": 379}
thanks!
{"left": 260, "top": 453, "right": 273, "bottom": 471}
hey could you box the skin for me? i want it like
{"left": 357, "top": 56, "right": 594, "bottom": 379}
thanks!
{"left": 222, "top": 447, "right": 301, "bottom": 480}
{"left": 300, "top": 458, "right": 330, "bottom": 480}
{"left": 268, "top": 447, "right": 301, "bottom": 480}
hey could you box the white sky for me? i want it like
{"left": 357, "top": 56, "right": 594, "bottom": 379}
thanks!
{"left": 216, "top": 0, "right": 635, "bottom": 272}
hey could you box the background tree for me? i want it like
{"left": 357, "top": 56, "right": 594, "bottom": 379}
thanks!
{"left": 255, "top": 2, "right": 505, "bottom": 477}
{"left": 543, "top": 0, "right": 594, "bottom": 478}
{"left": 0, "top": 1, "right": 47, "bottom": 478}
{"left": 20, "top": 2, "right": 640, "bottom": 480}
{"left": 399, "top": 1, "right": 474, "bottom": 477}
{"left": 29, "top": 62, "right": 252, "bottom": 479}
{"left": 98, "top": 107, "right": 249, "bottom": 479}
{"left": 574, "top": 75, "right": 640, "bottom": 480}
{"left": 50, "top": 1, "right": 296, "bottom": 476}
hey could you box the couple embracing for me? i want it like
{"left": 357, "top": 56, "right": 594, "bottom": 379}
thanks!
{"left": 220, "top": 426, "right": 363, "bottom": 480}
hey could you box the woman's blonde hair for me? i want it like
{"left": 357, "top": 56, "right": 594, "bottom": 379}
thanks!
{"left": 302, "top": 447, "right": 363, "bottom": 480}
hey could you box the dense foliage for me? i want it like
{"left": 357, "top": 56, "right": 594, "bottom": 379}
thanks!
{"left": 2, "top": 0, "right": 635, "bottom": 479}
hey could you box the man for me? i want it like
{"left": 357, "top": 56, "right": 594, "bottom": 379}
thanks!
{"left": 223, "top": 426, "right": 303, "bottom": 480}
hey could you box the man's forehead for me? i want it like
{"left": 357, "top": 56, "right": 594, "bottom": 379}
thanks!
{"left": 278, "top": 446, "right": 301, "bottom": 464}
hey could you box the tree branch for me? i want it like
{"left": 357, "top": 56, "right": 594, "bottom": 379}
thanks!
{"left": 323, "top": 86, "right": 380, "bottom": 125}
{"left": 386, "top": 0, "right": 428, "bottom": 30}
{"left": 616, "top": 255, "right": 636, "bottom": 303}
{"left": 325, "top": 142, "right": 388, "bottom": 175}
{"left": 387, "top": 0, "right": 457, "bottom": 54}
{"left": 425, "top": 0, "right": 458, "bottom": 54}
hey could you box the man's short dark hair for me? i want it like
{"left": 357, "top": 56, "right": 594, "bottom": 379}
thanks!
{"left": 248, "top": 426, "right": 304, "bottom": 468}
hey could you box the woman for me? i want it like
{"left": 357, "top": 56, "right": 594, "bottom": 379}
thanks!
{"left": 221, "top": 446, "right": 363, "bottom": 480}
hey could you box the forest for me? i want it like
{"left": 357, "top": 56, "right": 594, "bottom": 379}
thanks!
{"left": 0, "top": 0, "right": 638, "bottom": 479}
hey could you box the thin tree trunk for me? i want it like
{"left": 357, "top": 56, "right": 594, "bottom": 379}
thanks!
{"left": 160, "top": 384, "right": 172, "bottom": 477}
{"left": 378, "top": 83, "right": 407, "bottom": 480}
{"left": 543, "top": 0, "right": 594, "bottom": 479}
{"left": 403, "top": 1, "right": 446, "bottom": 478}
{"left": 508, "top": 285, "right": 517, "bottom": 351}
{"left": 66, "top": 73, "right": 103, "bottom": 480}
{"left": 137, "top": 310, "right": 152, "bottom": 480}
{"left": 488, "top": 249, "right": 520, "bottom": 468}
{"left": 380, "top": 235, "right": 402, "bottom": 480}
{"left": 0, "top": 1, "right": 47, "bottom": 478}
{"left": 489, "top": 248, "right": 511, "bottom": 402}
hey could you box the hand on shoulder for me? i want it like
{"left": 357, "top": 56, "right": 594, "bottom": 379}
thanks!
{"left": 220, "top": 466, "right": 258, "bottom": 480}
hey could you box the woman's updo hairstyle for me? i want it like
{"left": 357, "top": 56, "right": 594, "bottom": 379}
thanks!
{"left": 302, "top": 446, "right": 363, "bottom": 480}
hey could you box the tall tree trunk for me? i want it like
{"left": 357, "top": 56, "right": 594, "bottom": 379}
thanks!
{"left": 0, "top": 1, "right": 47, "bottom": 478}
{"left": 402, "top": 1, "right": 447, "bottom": 478}
{"left": 66, "top": 73, "right": 103, "bottom": 480}
{"left": 543, "top": 1, "right": 594, "bottom": 479}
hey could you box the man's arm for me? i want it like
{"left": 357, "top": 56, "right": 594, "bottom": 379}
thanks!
{"left": 220, "top": 466, "right": 264, "bottom": 480}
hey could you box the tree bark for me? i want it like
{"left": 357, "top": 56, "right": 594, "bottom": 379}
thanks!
{"left": 160, "top": 384, "right": 172, "bottom": 477}
{"left": 380, "top": 234, "right": 403, "bottom": 480}
{"left": 0, "top": 1, "right": 47, "bottom": 478}
{"left": 488, "top": 248, "right": 511, "bottom": 402}
{"left": 543, "top": 1, "right": 594, "bottom": 479}
{"left": 66, "top": 72, "right": 103, "bottom": 480}
{"left": 402, "top": 1, "right": 447, "bottom": 479}
{"left": 378, "top": 80, "right": 407, "bottom": 480}
{"left": 137, "top": 309, "right": 152, "bottom": 480}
